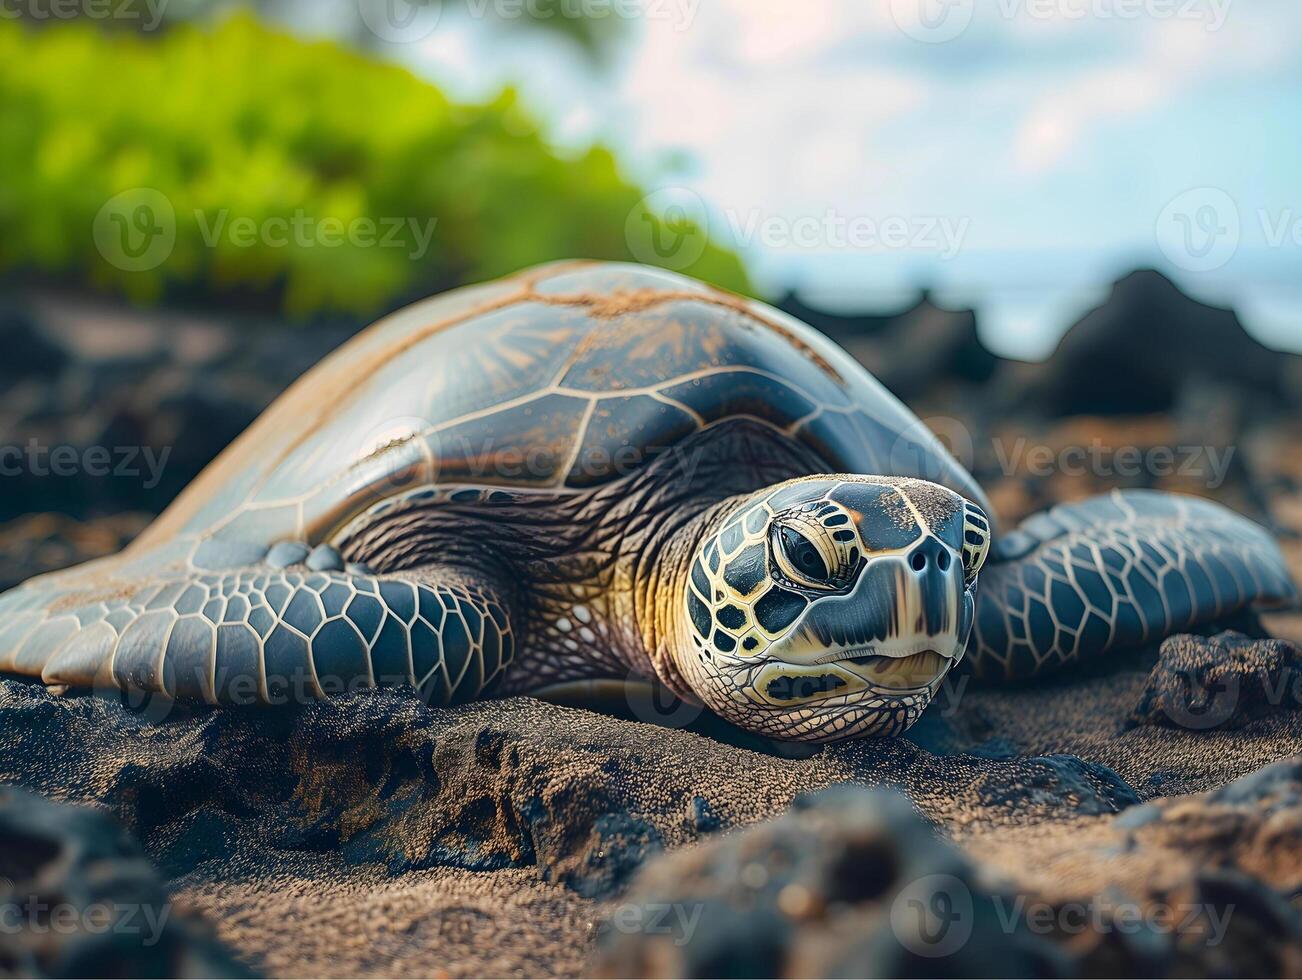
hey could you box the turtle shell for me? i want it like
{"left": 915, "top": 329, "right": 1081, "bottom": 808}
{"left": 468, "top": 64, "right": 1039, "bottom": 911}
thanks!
{"left": 136, "top": 261, "right": 988, "bottom": 562}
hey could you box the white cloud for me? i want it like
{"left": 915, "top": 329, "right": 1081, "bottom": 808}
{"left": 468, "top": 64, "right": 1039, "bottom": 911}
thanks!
{"left": 1012, "top": 62, "right": 1170, "bottom": 173}
{"left": 1009, "top": 6, "right": 1300, "bottom": 173}
{"left": 620, "top": 7, "right": 931, "bottom": 217}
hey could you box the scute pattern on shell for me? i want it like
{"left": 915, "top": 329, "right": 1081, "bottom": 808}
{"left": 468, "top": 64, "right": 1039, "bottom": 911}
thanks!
{"left": 130, "top": 260, "right": 985, "bottom": 561}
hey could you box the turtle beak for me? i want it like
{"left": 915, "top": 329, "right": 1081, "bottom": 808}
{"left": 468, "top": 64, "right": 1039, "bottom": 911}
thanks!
{"left": 754, "top": 536, "right": 971, "bottom": 705}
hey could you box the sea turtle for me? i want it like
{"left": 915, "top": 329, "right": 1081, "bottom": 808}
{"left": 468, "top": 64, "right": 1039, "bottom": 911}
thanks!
{"left": 0, "top": 261, "right": 1295, "bottom": 741}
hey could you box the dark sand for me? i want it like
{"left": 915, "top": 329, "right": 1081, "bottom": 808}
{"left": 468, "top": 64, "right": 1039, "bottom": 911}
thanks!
{"left": 3, "top": 605, "right": 1301, "bottom": 977}
{"left": 2, "top": 440, "right": 1300, "bottom": 977}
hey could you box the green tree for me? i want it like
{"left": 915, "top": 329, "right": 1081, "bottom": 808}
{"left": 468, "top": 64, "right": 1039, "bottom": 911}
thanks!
{"left": 0, "top": 14, "right": 748, "bottom": 318}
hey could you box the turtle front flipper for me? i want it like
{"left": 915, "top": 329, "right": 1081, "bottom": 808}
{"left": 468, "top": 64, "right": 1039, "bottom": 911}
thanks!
{"left": 968, "top": 489, "right": 1297, "bottom": 680}
{"left": 0, "top": 544, "right": 515, "bottom": 706}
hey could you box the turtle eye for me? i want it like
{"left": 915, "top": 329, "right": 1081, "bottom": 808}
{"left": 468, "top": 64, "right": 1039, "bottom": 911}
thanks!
{"left": 771, "top": 522, "right": 843, "bottom": 590}
{"left": 961, "top": 502, "right": 991, "bottom": 586}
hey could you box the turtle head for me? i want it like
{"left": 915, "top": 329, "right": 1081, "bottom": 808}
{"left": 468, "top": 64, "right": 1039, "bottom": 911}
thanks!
{"left": 672, "top": 476, "right": 991, "bottom": 742}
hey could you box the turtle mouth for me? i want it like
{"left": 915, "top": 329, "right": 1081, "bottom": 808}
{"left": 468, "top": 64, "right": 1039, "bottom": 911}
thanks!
{"left": 744, "top": 648, "right": 953, "bottom": 708}
{"left": 837, "top": 649, "right": 949, "bottom": 691}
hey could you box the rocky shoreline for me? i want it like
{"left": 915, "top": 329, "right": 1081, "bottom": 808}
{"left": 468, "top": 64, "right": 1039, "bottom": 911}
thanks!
{"left": 1, "top": 273, "right": 1300, "bottom": 977}
{"left": 1, "top": 624, "right": 1301, "bottom": 976}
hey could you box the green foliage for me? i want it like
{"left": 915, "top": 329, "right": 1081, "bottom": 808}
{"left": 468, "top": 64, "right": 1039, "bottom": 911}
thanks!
{"left": 0, "top": 14, "right": 749, "bottom": 317}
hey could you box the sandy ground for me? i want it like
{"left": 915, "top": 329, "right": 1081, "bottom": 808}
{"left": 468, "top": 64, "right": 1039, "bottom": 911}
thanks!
{"left": 150, "top": 661, "right": 1302, "bottom": 977}
{"left": 1, "top": 417, "right": 1299, "bottom": 977}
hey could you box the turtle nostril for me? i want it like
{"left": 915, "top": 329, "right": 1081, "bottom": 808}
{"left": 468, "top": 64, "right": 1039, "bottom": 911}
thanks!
{"left": 937, "top": 550, "right": 951, "bottom": 572}
{"left": 910, "top": 552, "right": 927, "bottom": 572}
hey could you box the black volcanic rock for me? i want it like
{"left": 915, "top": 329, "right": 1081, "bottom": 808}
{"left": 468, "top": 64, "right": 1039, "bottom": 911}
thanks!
{"left": 1128, "top": 631, "right": 1302, "bottom": 731}
{"left": 0, "top": 291, "right": 356, "bottom": 522}
{"left": 0, "top": 303, "right": 69, "bottom": 380}
{"left": 2, "top": 661, "right": 1302, "bottom": 974}
{"left": 0, "top": 786, "right": 251, "bottom": 978}
{"left": 592, "top": 786, "right": 1067, "bottom": 979}
{"left": 599, "top": 760, "right": 1302, "bottom": 980}
{"left": 870, "top": 294, "right": 999, "bottom": 394}
{"left": 777, "top": 289, "right": 998, "bottom": 400}
{"left": 1019, "top": 269, "right": 1296, "bottom": 417}
{"left": 975, "top": 753, "right": 1140, "bottom": 816}
{"left": 774, "top": 289, "right": 898, "bottom": 340}
{"left": 0, "top": 677, "right": 1183, "bottom": 902}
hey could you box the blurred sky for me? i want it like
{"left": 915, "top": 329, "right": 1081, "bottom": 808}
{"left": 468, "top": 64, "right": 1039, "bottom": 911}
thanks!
{"left": 296, "top": 0, "right": 1301, "bottom": 360}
